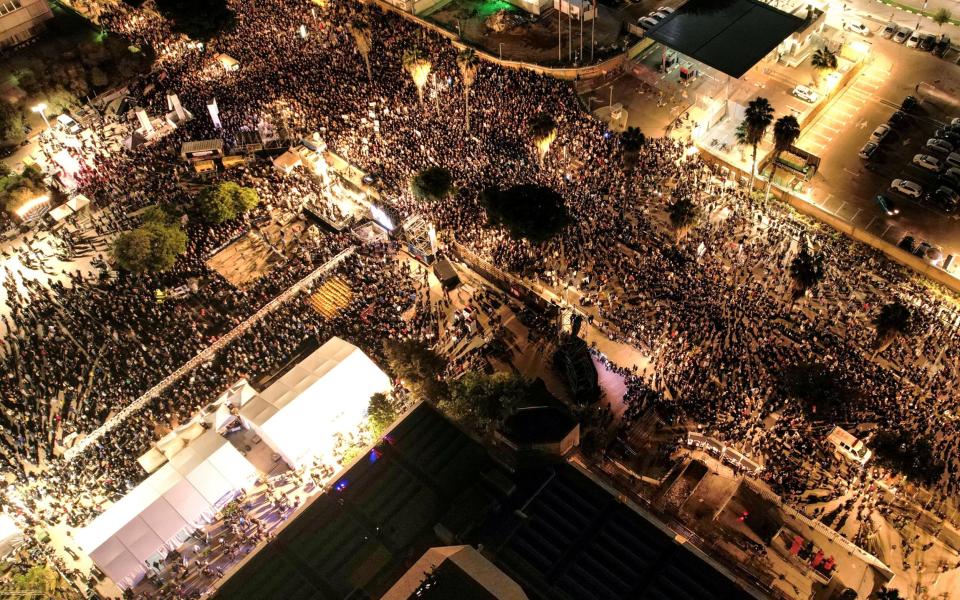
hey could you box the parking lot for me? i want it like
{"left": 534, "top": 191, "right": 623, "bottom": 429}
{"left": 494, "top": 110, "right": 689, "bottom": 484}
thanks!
{"left": 795, "top": 32, "right": 960, "bottom": 261}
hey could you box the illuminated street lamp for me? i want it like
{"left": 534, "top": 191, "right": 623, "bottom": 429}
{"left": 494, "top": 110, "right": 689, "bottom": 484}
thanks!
{"left": 31, "top": 103, "right": 49, "bottom": 128}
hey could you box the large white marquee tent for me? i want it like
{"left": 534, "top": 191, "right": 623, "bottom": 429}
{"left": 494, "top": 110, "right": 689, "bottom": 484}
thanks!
{"left": 239, "top": 336, "right": 391, "bottom": 468}
{"left": 77, "top": 429, "right": 257, "bottom": 588}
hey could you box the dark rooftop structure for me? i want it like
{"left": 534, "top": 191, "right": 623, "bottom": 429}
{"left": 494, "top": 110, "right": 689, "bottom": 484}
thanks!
{"left": 646, "top": 0, "right": 805, "bottom": 78}
{"left": 212, "top": 403, "right": 765, "bottom": 600}
{"left": 500, "top": 406, "right": 577, "bottom": 446}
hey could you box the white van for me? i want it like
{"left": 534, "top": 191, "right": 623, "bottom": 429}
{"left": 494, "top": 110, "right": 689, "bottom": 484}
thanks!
{"left": 826, "top": 426, "right": 872, "bottom": 465}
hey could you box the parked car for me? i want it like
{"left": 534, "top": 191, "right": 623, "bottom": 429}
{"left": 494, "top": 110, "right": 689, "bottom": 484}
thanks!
{"left": 792, "top": 84, "right": 819, "bottom": 103}
{"left": 929, "top": 186, "right": 959, "bottom": 211}
{"left": 893, "top": 27, "right": 913, "bottom": 43}
{"left": 901, "top": 96, "right": 918, "bottom": 112}
{"left": 898, "top": 234, "right": 917, "bottom": 252}
{"left": 888, "top": 111, "right": 908, "bottom": 126}
{"left": 907, "top": 30, "right": 923, "bottom": 48}
{"left": 656, "top": 6, "right": 675, "bottom": 13}
{"left": 859, "top": 142, "right": 879, "bottom": 160}
{"left": 869, "top": 124, "right": 891, "bottom": 142}
{"left": 926, "top": 138, "right": 954, "bottom": 154}
{"left": 881, "top": 23, "right": 896, "bottom": 38}
{"left": 941, "top": 166, "right": 960, "bottom": 187}
{"left": 844, "top": 21, "right": 871, "bottom": 36}
{"left": 890, "top": 179, "right": 923, "bottom": 198}
{"left": 912, "top": 153, "right": 942, "bottom": 172}
{"left": 638, "top": 16, "right": 659, "bottom": 28}
{"left": 875, "top": 194, "right": 899, "bottom": 215}
{"left": 651, "top": 9, "right": 672, "bottom": 20}
{"left": 934, "top": 34, "right": 951, "bottom": 57}
{"left": 56, "top": 114, "right": 82, "bottom": 136}
{"left": 920, "top": 33, "right": 937, "bottom": 51}
{"left": 935, "top": 128, "right": 960, "bottom": 146}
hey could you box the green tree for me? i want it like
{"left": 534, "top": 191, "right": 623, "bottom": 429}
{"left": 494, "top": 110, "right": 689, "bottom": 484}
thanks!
{"left": 199, "top": 181, "right": 259, "bottom": 224}
{"left": 873, "top": 301, "right": 913, "bottom": 352}
{"left": 788, "top": 245, "right": 825, "bottom": 300}
{"left": 620, "top": 126, "right": 645, "bottom": 173}
{"left": 410, "top": 166, "right": 453, "bottom": 202}
{"left": 349, "top": 19, "right": 373, "bottom": 83}
{"left": 741, "top": 97, "right": 774, "bottom": 191}
{"left": 112, "top": 221, "right": 187, "bottom": 273}
{"left": 442, "top": 371, "right": 528, "bottom": 430}
{"left": 383, "top": 339, "right": 448, "bottom": 401}
{"left": 456, "top": 48, "right": 479, "bottom": 131}
{"left": 0, "top": 100, "right": 25, "bottom": 146}
{"left": 780, "top": 362, "right": 852, "bottom": 418}
{"left": 367, "top": 392, "right": 397, "bottom": 437}
{"left": 764, "top": 115, "right": 801, "bottom": 201}
{"left": 7, "top": 565, "right": 80, "bottom": 600}
{"left": 481, "top": 184, "right": 569, "bottom": 244}
{"left": 667, "top": 196, "right": 701, "bottom": 242}
{"left": 932, "top": 8, "right": 952, "bottom": 32}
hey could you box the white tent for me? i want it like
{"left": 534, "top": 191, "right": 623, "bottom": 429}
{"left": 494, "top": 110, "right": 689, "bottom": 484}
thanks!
{"left": 0, "top": 513, "right": 24, "bottom": 557}
{"left": 78, "top": 429, "right": 257, "bottom": 589}
{"left": 240, "top": 337, "right": 390, "bottom": 468}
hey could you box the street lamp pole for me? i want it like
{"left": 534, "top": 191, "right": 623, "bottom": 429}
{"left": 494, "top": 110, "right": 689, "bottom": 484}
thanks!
{"left": 32, "top": 103, "right": 49, "bottom": 129}
{"left": 499, "top": 43, "right": 503, "bottom": 61}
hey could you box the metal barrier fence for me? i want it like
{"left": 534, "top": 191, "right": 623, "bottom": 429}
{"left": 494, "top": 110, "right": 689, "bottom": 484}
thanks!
{"left": 63, "top": 247, "right": 356, "bottom": 461}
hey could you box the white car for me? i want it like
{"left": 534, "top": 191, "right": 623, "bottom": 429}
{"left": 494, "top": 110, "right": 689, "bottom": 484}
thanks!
{"left": 656, "top": 6, "right": 676, "bottom": 13}
{"left": 843, "top": 21, "right": 871, "bottom": 36}
{"left": 651, "top": 9, "right": 672, "bottom": 19}
{"left": 907, "top": 31, "right": 923, "bottom": 48}
{"left": 638, "top": 16, "right": 660, "bottom": 28}
{"left": 953, "top": 117, "right": 960, "bottom": 126}
{"left": 890, "top": 179, "right": 923, "bottom": 198}
{"left": 792, "top": 85, "right": 819, "bottom": 103}
{"left": 56, "top": 114, "right": 82, "bottom": 136}
{"left": 927, "top": 138, "right": 954, "bottom": 154}
{"left": 912, "top": 154, "right": 942, "bottom": 172}
{"left": 869, "top": 124, "right": 891, "bottom": 143}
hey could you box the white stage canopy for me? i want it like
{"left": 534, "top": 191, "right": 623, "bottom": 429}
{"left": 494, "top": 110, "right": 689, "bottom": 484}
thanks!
{"left": 240, "top": 337, "right": 391, "bottom": 468}
{"left": 77, "top": 429, "right": 257, "bottom": 589}
{"left": 0, "top": 513, "right": 24, "bottom": 557}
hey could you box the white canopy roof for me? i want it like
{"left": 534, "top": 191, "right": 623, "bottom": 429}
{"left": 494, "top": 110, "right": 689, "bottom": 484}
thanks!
{"left": 78, "top": 428, "right": 256, "bottom": 589}
{"left": 240, "top": 337, "right": 390, "bottom": 468}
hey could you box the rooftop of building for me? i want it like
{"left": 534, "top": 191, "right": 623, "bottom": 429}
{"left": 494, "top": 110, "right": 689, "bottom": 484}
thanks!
{"left": 646, "top": 0, "right": 805, "bottom": 78}
{"left": 211, "top": 402, "right": 762, "bottom": 600}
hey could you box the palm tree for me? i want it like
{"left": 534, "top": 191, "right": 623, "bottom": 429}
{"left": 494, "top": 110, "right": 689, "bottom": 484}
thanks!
{"left": 764, "top": 115, "right": 801, "bottom": 201}
{"left": 456, "top": 48, "right": 479, "bottom": 132}
{"left": 933, "top": 8, "right": 952, "bottom": 33}
{"left": 349, "top": 19, "right": 373, "bottom": 83}
{"left": 529, "top": 112, "right": 557, "bottom": 162}
{"left": 620, "top": 126, "right": 645, "bottom": 173}
{"left": 402, "top": 46, "right": 432, "bottom": 104}
{"left": 872, "top": 301, "right": 913, "bottom": 352}
{"left": 734, "top": 121, "right": 749, "bottom": 162}
{"left": 788, "top": 245, "right": 825, "bottom": 300}
{"left": 874, "top": 588, "right": 902, "bottom": 600}
{"left": 667, "top": 196, "right": 701, "bottom": 242}
{"left": 741, "top": 97, "right": 774, "bottom": 191}
{"left": 811, "top": 48, "right": 837, "bottom": 87}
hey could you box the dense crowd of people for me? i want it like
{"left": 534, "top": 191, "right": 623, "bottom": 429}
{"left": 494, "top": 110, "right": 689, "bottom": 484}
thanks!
{"left": 0, "top": 0, "right": 959, "bottom": 595}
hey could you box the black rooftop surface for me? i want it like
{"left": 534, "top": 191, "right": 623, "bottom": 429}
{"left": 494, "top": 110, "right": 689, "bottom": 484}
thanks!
{"left": 214, "top": 403, "right": 760, "bottom": 600}
{"left": 490, "top": 466, "right": 753, "bottom": 600}
{"left": 646, "top": 0, "right": 805, "bottom": 78}
{"left": 501, "top": 406, "right": 577, "bottom": 445}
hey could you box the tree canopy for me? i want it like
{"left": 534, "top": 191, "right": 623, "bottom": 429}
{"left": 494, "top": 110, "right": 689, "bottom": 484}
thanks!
{"left": 112, "top": 208, "right": 187, "bottom": 273}
{"left": 154, "top": 0, "right": 236, "bottom": 41}
{"left": 667, "top": 196, "right": 701, "bottom": 241}
{"left": 410, "top": 166, "right": 453, "bottom": 202}
{"left": 441, "top": 371, "right": 530, "bottom": 430}
{"left": 779, "top": 362, "right": 855, "bottom": 418}
{"left": 383, "top": 339, "right": 448, "bottom": 401}
{"left": 873, "top": 301, "right": 913, "bottom": 345}
{"left": 1, "top": 165, "right": 48, "bottom": 216}
{"left": 367, "top": 392, "right": 397, "bottom": 437}
{"left": 198, "top": 181, "right": 259, "bottom": 224}
{"left": 481, "top": 184, "right": 568, "bottom": 244}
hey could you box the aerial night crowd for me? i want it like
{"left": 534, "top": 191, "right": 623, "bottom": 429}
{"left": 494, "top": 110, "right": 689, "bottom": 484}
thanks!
{"left": 1, "top": 0, "right": 960, "bottom": 591}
